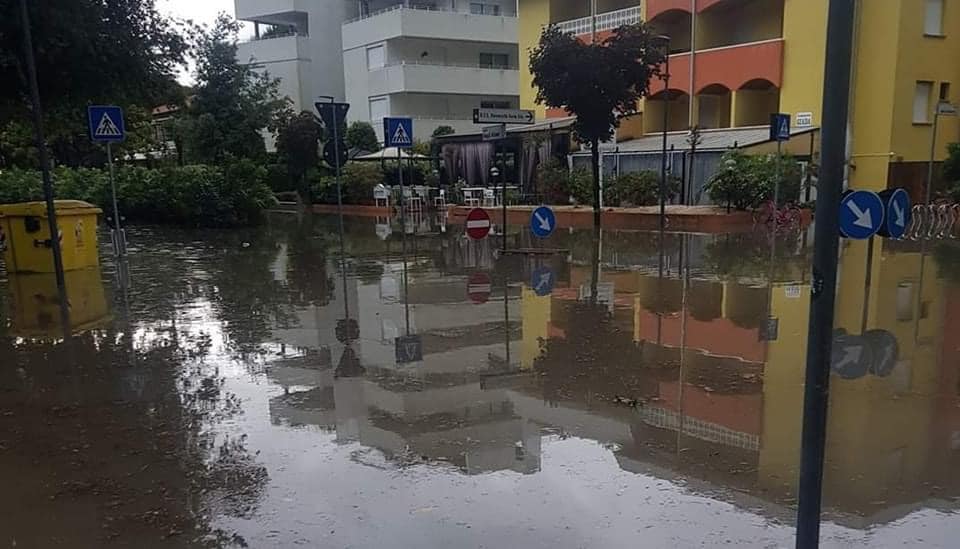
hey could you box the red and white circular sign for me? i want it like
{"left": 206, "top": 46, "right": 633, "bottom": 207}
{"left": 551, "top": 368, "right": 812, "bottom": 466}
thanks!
{"left": 467, "top": 272, "right": 492, "bottom": 304}
{"left": 465, "top": 208, "right": 491, "bottom": 240}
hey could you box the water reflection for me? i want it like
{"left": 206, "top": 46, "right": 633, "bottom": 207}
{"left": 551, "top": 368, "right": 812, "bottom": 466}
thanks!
{"left": 1, "top": 214, "right": 959, "bottom": 547}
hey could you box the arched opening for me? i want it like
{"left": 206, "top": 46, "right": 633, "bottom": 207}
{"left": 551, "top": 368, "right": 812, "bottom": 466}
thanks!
{"left": 733, "top": 79, "right": 780, "bottom": 127}
{"left": 644, "top": 89, "right": 690, "bottom": 134}
{"left": 696, "top": 83, "right": 732, "bottom": 129}
{"left": 648, "top": 9, "right": 693, "bottom": 53}
{"left": 697, "top": 0, "right": 784, "bottom": 50}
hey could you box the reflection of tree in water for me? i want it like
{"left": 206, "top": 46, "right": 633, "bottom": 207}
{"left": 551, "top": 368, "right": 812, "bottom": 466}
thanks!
{"left": 0, "top": 325, "right": 266, "bottom": 547}
{"left": 534, "top": 302, "right": 652, "bottom": 405}
{"left": 285, "top": 216, "right": 335, "bottom": 307}
{"left": 935, "top": 242, "right": 960, "bottom": 284}
{"left": 703, "top": 232, "right": 808, "bottom": 282}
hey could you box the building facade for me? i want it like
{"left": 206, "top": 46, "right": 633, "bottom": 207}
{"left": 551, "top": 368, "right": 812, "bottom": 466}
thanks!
{"left": 342, "top": 0, "right": 521, "bottom": 142}
{"left": 235, "top": 0, "right": 358, "bottom": 112}
{"left": 518, "top": 0, "right": 960, "bottom": 196}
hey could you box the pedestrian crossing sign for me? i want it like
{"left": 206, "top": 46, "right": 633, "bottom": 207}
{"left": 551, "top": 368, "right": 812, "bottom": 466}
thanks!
{"left": 770, "top": 112, "right": 790, "bottom": 142}
{"left": 88, "top": 105, "right": 126, "bottom": 143}
{"left": 384, "top": 117, "right": 413, "bottom": 148}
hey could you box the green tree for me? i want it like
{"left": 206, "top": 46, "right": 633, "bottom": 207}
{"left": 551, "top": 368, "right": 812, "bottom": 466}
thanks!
{"left": 182, "top": 14, "right": 291, "bottom": 163}
{"left": 0, "top": 0, "right": 187, "bottom": 166}
{"left": 705, "top": 150, "right": 802, "bottom": 211}
{"left": 276, "top": 111, "right": 321, "bottom": 202}
{"left": 529, "top": 24, "right": 666, "bottom": 226}
{"left": 942, "top": 142, "right": 960, "bottom": 200}
{"left": 345, "top": 121, "right": 380, "bottom": 152}
{"left": 431, "top": 125, "right": 456, "bottom": 138}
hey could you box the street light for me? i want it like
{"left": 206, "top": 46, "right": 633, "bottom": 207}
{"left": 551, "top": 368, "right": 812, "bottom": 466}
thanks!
{"left": 656, "top": 35, "right": 671, "bottom": 233}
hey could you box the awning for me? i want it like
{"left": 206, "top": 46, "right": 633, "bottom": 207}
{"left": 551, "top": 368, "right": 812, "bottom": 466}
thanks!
{"left": 353, "top": 147, "right": 429, "bottom": 160}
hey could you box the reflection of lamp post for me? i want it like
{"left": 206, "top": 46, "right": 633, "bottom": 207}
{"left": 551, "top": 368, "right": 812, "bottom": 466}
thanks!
{"left": 657, "top": 35, "right": 672, "bottom": 233}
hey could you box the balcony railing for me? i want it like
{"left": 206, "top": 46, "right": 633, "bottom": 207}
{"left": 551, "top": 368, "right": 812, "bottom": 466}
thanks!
{"left": 555, "top": 6, "right": 642, "bottom": 36}
{"left": 345, "top": 3, "right": 516, "bottom": 25}
{"left": 380, "top": 60, "right": 519, "bottom": 71}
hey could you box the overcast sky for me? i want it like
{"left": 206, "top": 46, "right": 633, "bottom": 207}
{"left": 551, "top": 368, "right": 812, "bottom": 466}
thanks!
{"left": 157, "top": 0, "right": 240, "bottom": 84}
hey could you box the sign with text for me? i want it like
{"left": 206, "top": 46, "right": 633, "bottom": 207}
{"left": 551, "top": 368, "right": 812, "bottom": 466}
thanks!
{"left": 473, "top": 108, "right": 535, "bottom": 125}
{"left": 482, "top": 125, "right": 506, "bottom": 141}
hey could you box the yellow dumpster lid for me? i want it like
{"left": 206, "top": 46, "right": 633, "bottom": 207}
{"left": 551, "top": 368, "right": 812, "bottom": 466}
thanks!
{"left": 0, "top": 200, "right": 102, "bottom": 217}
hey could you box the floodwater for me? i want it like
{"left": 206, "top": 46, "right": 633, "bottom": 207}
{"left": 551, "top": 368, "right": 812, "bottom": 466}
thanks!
{"left": 1, "top": 211, "right": 958, "bottom": 548}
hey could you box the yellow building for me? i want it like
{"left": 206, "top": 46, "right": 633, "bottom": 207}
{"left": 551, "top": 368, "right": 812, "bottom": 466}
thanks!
{"left": 518, "top": 0, "right": 960, "bottom": 195}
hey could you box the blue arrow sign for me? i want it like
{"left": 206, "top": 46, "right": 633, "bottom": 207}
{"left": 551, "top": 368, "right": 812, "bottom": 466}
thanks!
{"left": 531, "top": 266, "right": 555, "bottom": 297}
{"left": 839, "top": 190, "right": 884, "bottom": 239}
{"left": 88, "top": 105, "right": 125, "bottom": 143}
{"left": 530, "top": 206, "right": 556, "bottom": 238}
{"left": 384, "top": 117, "right": 413, "bottom": 148}
{"left": 878, "top": 188, "right": 911, "bottom": 239}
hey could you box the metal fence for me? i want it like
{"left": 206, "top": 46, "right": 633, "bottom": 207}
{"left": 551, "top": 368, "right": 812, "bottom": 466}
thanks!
{"left": 571, "top": 150, "right": 725, "bottom": 205}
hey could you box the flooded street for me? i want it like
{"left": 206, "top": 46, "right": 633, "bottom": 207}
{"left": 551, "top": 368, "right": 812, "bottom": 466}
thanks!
{"left": 1, "top": 212, "right": 959, "bottom": 547}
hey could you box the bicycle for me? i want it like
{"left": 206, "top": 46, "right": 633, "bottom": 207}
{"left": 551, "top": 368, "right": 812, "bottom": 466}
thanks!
{"left": 753, "top": 200, "right": 802, "bottom": 231}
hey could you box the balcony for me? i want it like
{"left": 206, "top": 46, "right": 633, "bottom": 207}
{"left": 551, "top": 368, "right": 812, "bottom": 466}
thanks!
{"left": 237, "top": 35, "right": 311, "bottom": 65}
{"left": 367, "top": 62, "right": 518, "bottom": 97}
{"left": 342, "top": 5, "right": 516, "bottom": 51}
{"left": 649, "top": 38, "right": 783, "bottom": 95}
{"left": 555, "top": 5, "right": 642, "bottom": 39}
{"left": 235, "top": 0, "right": 309, "bottom": 20}
{"left": 646, "top": 0, "right": 737, "bottom": 19}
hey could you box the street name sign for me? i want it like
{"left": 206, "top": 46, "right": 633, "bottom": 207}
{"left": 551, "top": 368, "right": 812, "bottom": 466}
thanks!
{"left": 473, "top": 108, "right": 535, "bottom": 125}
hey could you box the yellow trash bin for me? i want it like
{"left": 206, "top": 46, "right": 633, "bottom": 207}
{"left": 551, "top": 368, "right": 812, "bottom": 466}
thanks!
{"left": 0, "top": 200, "right": 102, "bottom": 273}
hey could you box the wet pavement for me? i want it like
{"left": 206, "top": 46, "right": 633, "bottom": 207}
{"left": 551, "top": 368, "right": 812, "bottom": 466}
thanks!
{"left": 1, "top": 211, "right": 959, "bottom": 547}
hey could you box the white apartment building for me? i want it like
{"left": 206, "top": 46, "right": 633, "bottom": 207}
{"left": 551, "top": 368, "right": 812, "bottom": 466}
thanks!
{"left": 235, "top": 0, "right": 358, "bottom": 111}
{"left": 342, "top": 1, "right": 520, "bottom": 142}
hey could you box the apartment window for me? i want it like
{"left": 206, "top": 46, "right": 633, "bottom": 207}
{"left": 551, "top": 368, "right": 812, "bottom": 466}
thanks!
{"left": 369, "top": 97, "right": 388, "bottom": 130}
{"left": 366, "top": 44, "right": 385, "bottom": 71}
{"left": 470, "top": 2, "right": 501, "bottom": 15}
{"left": 481, "top": 100, "right": 511, "bottom": 109}
{"left": 914, "top": 81, "right": 933, "bottom": 123}
{"left": 925, "top": 0, "right": 945, "bottom": 36}
{"left": 479, "top": 53, "right": 510, "bottom": 69}
{"left": 941, "top": 82, "right": 952, "bottom": 101}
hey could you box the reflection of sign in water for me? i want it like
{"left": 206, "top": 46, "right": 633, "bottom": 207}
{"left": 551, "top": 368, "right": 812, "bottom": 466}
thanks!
{"left": 830, "top": 329, "right": 899, "bottom": 379}
{"left": 467, "top": 272, "right": 492, "bottom": 304}
{"left": 759, "top": 317, "right": 779, "bottom": 341}
{"left": 530, "top": 266, "right": 554, "bottom": 297}
{"left": 395, "top": 335, "right": 423, "bottom": 364}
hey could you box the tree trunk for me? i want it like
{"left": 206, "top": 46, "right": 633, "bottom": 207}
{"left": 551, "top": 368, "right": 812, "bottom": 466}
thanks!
{"left": 590, "top": 137, "right": 601, "bottom": 229}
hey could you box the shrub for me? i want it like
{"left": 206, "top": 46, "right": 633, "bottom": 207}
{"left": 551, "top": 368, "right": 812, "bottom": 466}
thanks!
{"left": 383, "top": 162, "right": 426, "bottom": 187}
{"left": 342, "top": 162, "right": 385, "bottom": 204}
{"left": 536, "top": 161, "right": 591, "bottom": 205}
{"left": 0, "top": 163, "right": 276, "bottom": 227}
{"left": 705, "top": 150, "right": 803, "bottom": 211}
{"left": 606, "top": 170, "right": 680, "bottom": 207}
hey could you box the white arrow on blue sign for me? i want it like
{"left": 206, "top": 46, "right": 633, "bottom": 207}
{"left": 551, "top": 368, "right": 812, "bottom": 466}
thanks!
{"left": 531, "top": 266, "right": 555, "bottom": 297}
{"left": 839, "top": 189, "right": 885, "bottom": 239}
{"left": 530, "top": 206, "right": 556, "bottom": 238}
{"left": 878, "top": 188, "right": 911, "bottom": 239}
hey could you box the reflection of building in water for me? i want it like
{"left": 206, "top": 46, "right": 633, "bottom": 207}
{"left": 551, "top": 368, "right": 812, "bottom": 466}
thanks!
{"left": 519, "top": 237, "right": 960, "bottom": 528}
{"left": 267, "top": 226, "right": 537, "bottom": 475}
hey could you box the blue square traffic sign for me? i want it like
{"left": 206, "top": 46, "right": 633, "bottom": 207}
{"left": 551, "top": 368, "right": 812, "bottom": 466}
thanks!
{"left": 88, "top": 105, "right": 125, "bottom": 143}
{"left": 770, "top": 113, "right": 790, "bottom": 142}
{"left": 384, "top": 117, "right": 413, "bottom": 148}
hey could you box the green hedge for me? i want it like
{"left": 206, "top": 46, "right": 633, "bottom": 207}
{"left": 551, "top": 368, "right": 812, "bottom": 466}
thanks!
{"left": 0, "top": 160, "right": 276, "bottom": 226}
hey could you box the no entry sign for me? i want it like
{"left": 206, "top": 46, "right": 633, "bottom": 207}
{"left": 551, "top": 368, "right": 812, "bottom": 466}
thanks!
{"left": 465, "top": 208, "right": 491, "bottom": 240}
{"left": 467, "top": 272, "right": 492, "bottom": 304}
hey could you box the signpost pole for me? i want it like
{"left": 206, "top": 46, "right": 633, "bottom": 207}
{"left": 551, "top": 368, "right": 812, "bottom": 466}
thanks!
{"left": 501, "top": 123, "right": 507, "bottom": 252}
{"left": 796, "top": 1, "right": 855, "bottom": 546}
{"left": 926, "top": 108, "right": 941, "bottom": 205}
{"left": 775, "top": 139, "right": 782, "bottom": 214}
{"left": 106, "top": 141, "right": 124, "bottom": 256}
{"left": 398, "top": 146, "right": 405, "bottom": 229}
{"left": 19, "top": 0, "right": 68, "bottom": 326}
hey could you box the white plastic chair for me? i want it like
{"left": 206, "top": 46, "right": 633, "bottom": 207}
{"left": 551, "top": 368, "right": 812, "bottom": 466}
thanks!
{"left": 483, "top": 188, "right": 496, "bottom": 207}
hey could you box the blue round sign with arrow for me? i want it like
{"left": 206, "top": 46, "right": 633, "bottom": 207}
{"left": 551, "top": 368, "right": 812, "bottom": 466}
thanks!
{"left": 877, "top": 188, "right": 911, "bottom": 239}
{"left": 530, "top": 206, "right": 556, "bottom": 238}
{"left": 530, "top": 266, "right": 555, "bottom": 297}
{"left": 839, "top": 189, "right": 884, "bottom": 239}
